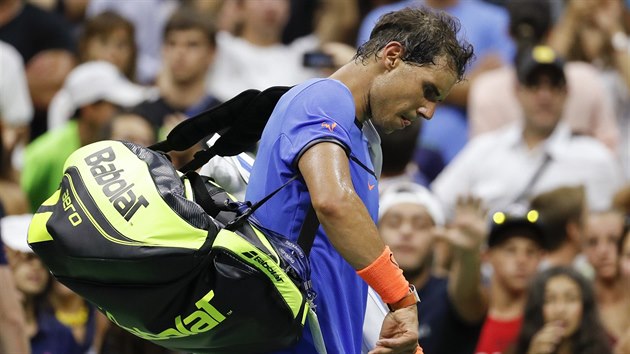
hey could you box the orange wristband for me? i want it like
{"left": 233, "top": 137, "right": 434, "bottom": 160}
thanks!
{"left": 356, "top": 246, "right": 409, "bottom": 304}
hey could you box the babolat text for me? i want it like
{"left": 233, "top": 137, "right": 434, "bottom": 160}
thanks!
{"left": 84, "top": 146, "right": 149, "bottom": 221}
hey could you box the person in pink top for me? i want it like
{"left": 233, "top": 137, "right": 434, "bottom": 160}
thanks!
{"left": 468, "top": 0, "right": 618, "bottom": 151}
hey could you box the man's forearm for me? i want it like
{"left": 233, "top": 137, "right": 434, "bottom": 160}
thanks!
{"left": 448, "top": 248, "right": 487, "bottom": 323}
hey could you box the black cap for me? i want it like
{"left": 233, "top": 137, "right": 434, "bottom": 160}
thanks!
{"left": 488, "top": 209, "right": 548, "bottom": 250}
{"left": 516, "top": 45, "right": 565, "bottom": 86}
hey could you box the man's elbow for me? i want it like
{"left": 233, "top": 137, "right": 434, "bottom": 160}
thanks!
{"left": 310, "top": 190, "right": 355, "bottom": 220}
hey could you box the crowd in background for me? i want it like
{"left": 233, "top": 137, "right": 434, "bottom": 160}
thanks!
{"left": 0, "top": 0, "right": 629, "bottom": 353}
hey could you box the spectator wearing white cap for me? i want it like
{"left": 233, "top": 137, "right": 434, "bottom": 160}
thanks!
{"left": 2, "top": 214, "right": 80, "bottom": 354}
{"left": 362, "top": 182, "right": 487, "bottom": 354}
{"left": 0, "top": 204, "right": 30, "bottom": 354}
{"left": 22, "top": 61, "right": 147, "bottom": 212}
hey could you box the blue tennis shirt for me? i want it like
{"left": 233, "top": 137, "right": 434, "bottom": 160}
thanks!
{"left": 246, "top": 79, "right": 379, "bottom": 353}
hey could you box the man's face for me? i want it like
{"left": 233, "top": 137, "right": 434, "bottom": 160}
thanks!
{"left": 368, "top": 55, "right": 457, "bottom": 134}
{"left": 516, "top": 75, "right": 567, "bottom": 136}
{"left": 584, "top": 212, "right": 623, "bottom": 281}
{"left": 378, "top": 203, "right": 435, "bottom": 275}
{"left": 489, "top": 236, "right": 543, "bottom": 293}
{"left": 85, "top": 28, "right": 134, "bottom": 76}
{"left": 163, "top": 29, "right": 214, "bottom": 85}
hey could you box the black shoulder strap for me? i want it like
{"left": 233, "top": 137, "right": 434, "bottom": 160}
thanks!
{"left": 298, "top": 206, "right": 319, "bottom": 257}
{"left": 513, "top": 153, "right": 552, "bottom": 204}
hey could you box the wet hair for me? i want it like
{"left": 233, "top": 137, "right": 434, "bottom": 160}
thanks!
{"left": 78, "top": 11, "right": 137, "bottom": 81}
{"left": 164, "top": 7, "right": 217, "bottom": 48}
{"left": 530, "top": 186, "right": 585, "bottom": 251}
{"left": 512, "top": 267, "right": 612, "bottom": 354}
{"left": 355, "top": 6, "right": 474, "bottom": 81}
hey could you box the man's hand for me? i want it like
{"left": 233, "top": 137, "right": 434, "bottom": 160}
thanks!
{"left": 440, "top": 195, "right": 488, "bottom": 252}
{"left": 369, "top": 305, "right": 421, "bottom": 354}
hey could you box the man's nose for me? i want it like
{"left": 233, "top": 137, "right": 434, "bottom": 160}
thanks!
{"left": 417, "top": 102, "right": 437, "bottom": 120}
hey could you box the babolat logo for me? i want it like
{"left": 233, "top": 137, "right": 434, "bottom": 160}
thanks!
{"left": 84, "top": 146, "right": 149, "bottom": 221}
{"left": 242, "top": 250, "right": 284, "bottom": 282}
{"left": 105, "top": 290, "right": 229, "bottom": 340}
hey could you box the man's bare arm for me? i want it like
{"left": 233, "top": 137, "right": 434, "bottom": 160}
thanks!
{"left": 298, "top": 142, "right": 384, "bottom": 269}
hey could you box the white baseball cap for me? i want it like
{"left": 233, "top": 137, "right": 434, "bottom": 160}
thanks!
{"left": 1, "top": 214, "right": 34, "bottom": 253}
{"left": 379, "top": 181, "right": 445, "bottom": 226}
{"left": 48, "top": 61, "right": 147, "bottom": 130}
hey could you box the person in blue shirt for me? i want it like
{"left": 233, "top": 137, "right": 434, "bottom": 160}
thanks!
{"left": 246, "top": 7, "right": 474, "bottom": 354}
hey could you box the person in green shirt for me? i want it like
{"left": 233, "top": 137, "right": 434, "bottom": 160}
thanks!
{"left": 22, "top": 61, "right": 146, "bottom": 211}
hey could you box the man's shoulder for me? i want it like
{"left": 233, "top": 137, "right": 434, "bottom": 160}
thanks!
{"left": 561, "top": 133, "right": 617, "bottom": 162}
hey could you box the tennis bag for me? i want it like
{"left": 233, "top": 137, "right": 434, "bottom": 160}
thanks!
{"left": 27, "top": 87, "right": 320, "bottom": 354}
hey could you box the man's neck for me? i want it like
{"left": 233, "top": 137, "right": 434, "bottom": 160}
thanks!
{"left": 330, "top": 61, "right": 381, "bottom": 122}
{"left": 240, "top": 26, "right": 281, "bottom": 47}
{"left": 522, "top": 127, "right": 552, "bottom": 150}
{"left": 545, "top": 243, "right": 578, "bottom": 268}
{"left": 160, "top": 77, "right": 208, "bottom": 109}
{"left": 595, "top": 276, "right": 624, "bottom": 304}
{"left": 488, "top": 278, "right": 526, "bottom": 320}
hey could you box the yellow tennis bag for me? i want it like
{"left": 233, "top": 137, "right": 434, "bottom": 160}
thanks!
{"left": 27, "top": 87, "right": 320, "bottom": 354}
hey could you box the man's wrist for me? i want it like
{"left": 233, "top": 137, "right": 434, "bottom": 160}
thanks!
{"left": 387, "top": 285, "right": 421, "bottom": 311}
{"left": 356, "top": 246, "right": 410, "bottom": 303}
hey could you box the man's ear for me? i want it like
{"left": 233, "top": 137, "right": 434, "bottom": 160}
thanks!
{"left": 381, "top": 41, "right": 404, "bottom": 69}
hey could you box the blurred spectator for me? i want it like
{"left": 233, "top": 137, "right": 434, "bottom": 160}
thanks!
{"left": 363, "top": 183, "right": 484, "bottom": 354}
{"left": 2, "top": 214, "right": 81, "bottom": 354}
{"left": 0, "top": 124, "right": 29, "bottom": 215}
{"left": 206, "top": 0, "right": 356, "bottom": 102}
{"left": 510, "top": 267, "right": 612, "bottom": 354}
{"left": 110, "top": 113, "right": 156, "bottom": 148}
{"left": 0, "top": 203, "right": 30, "bottom": 354}
{"left": 549, "top": 0, "right": 630, "bottom": 178}
{"left": 86, "top": 0, "right": 179, "bottom": 84}
{"left": 0, "top": 0, "right": 74, "bottom": 63}
{"left": 377, "top": 120, "right": 423, "bottom": 190}
{"left": 78, "top": 11, "right": 137, "bottom": 82}
{"left": 25, "top": 49, "right": 76, "bottom": 141}
{"left": 432, "top": 46, "right": 624, "bottom": 218}
{"left": 531, "top": 186, "right": 587, "bottom": 270}
{"left": 358, "top": 0, "right": 514, "bottom": 182}
{"left": 468, "top": 0, "right": 619, "bottom": 152}
{"left": 22, "top": 61, "right": 146, "bottom": 212}
{"left": 0, "top": 40, "right": 33, "bottom": 175}
{"left": 584, "top": 209, "right": 628, "bottom": 343}
{"left": 133, "top": 7, "right": 220, "bottom": 136}
{"left": 50, "top": 280, "right": 99, "bottom": 353}
{"left": 475, "top": 207, "right": 547, "bottom": 354}
{"left": 132, "top": 7, "right": 220, "bottom": 168}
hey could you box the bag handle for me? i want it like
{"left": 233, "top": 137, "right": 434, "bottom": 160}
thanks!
{"left": 150, "top": 86, "right": 291, "bottom": 173}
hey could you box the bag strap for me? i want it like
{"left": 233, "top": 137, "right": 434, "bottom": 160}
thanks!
{"left": 513, "top": 152, "right": 552, "bottom": 204}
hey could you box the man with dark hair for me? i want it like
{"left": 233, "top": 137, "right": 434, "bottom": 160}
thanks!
{"left": 246, "top": 7, "right": 474, "bottom": 354}
{"left": 530, "top": 185, "right": 587, "bottom": 267}
{"left": 133, "top": 7, "right": 220, "bottom": 136}
{"left": 132, "top": 7, "right": 221, "bottom": 168}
